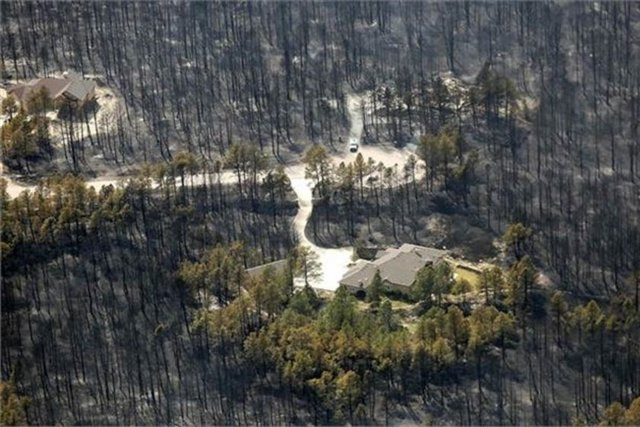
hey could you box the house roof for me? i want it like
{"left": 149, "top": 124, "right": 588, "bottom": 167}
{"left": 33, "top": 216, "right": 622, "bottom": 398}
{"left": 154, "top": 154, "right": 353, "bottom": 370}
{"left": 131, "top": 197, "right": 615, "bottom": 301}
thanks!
{"left": 374, "top": 251, "right": 429, "bottom": 287}
{"left": 7, "top": 85, "right": 29, "bottom": 102}
{"left": 341, "top": 244, "right": 448, "bottom": 289}
{"left": 64, "top": 79, "right": 96, "bottom": 101}
{"left": 9, "top": 78, "right": 69, "bottom": 102}
{"left": 8, "top": 74, "right": 95, "bottom": 104}
{"left": 245, "top": 259, "right": 289, "bottom": 277}
{"left": 397, "top": 243, "right": 448, "bottom": 262}
{"left": 340, "top": 260, "right": 377, "bottom": 289}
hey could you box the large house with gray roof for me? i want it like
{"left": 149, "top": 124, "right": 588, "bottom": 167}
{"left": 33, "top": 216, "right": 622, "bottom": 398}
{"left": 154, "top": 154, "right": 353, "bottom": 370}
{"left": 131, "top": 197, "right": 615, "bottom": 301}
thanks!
{"left": 340, "top": 243, "right": 448, "bottom": 295}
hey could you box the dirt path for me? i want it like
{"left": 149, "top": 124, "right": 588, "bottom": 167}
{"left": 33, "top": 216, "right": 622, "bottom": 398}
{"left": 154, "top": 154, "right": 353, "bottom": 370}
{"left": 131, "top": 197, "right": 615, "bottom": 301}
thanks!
{"left": 0, "top": 169, "right": 238, "bottom": 199}
{"left": 287, "top": 164, "right": 354, "bottom": 291}
{"left": 332, "top": 93, "right": 419, "bottom": 169}
{"left": 286, "top": 93, "right": 418, "bottom": 290}
{"left": 1, "top": 92, "right": 417, "bottom": 291}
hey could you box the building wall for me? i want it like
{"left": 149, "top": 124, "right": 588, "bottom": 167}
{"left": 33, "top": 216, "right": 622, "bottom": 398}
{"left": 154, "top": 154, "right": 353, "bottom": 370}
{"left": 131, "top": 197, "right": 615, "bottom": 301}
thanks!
{"left": 382, "top": 280, "right": 413, "bottom": 295}
{"left": 342, "top": 279, "right": 414, "bottom": 295}
{"left": 343, "top": 282, "right": 366, "bottom": 294}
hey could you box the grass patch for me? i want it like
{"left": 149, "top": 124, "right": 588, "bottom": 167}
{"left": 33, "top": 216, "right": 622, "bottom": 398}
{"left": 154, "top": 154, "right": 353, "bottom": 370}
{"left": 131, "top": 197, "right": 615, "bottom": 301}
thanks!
{"left": 445, "top": 258, "right": 492, "bottom": 292}
{"left": 389, "top": 299, "right": 415, "bottom": 311}
{"left": 454, "top": 265, "right": 482, "bottom": 288}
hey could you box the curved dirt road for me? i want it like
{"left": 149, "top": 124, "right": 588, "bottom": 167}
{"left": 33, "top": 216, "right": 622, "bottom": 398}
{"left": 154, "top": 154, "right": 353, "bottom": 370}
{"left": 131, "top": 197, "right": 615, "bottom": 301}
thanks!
{"left": 286, "top": 165, "right": 354, "bottom": 291}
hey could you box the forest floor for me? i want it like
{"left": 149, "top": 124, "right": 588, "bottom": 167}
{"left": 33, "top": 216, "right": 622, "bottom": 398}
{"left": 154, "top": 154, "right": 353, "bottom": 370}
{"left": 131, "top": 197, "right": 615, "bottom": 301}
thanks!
{"left": 47, "top": 84, "right": 122, "bottom": 150}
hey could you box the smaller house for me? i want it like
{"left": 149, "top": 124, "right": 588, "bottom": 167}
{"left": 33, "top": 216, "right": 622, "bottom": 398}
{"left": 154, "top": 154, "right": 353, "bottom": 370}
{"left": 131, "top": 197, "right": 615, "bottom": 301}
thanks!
{"left": 340, "top": 243, "right": 447, "bottom": 296}
{"left": 245, "top": 259, "right": 289, "bottom": 278}
{"left": 7, "top": 71, "right": 96, "bottom": 107}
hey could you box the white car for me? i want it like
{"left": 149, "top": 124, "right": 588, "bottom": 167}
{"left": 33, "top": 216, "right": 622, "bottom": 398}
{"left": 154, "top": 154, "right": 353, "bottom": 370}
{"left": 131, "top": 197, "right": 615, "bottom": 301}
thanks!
{"left": 349, "top": 139, "right": 359, "bottom": 153}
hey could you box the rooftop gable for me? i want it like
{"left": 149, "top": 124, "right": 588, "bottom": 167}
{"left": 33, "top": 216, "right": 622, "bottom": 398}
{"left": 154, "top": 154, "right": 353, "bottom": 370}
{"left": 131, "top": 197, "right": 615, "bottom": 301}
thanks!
{"left": 376, "top": 251, "right": 427, "bottom": 287}
{"left": 7, "top": 73, "right": 95, "bottom": 104}
{"left": 341, "top": 244, "right": 449, "bottom": 289}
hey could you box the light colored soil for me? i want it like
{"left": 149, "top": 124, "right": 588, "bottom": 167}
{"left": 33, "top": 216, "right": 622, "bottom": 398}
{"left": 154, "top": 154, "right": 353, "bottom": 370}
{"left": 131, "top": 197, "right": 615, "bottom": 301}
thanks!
{"left": 47, "top": 84, "right": 122, "bottom": 148}
{"left": 333, "top": 93, "right": 421, "bottom": 173}
{"left": 288, "top": 166, "right": 354, "bottom": 291}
